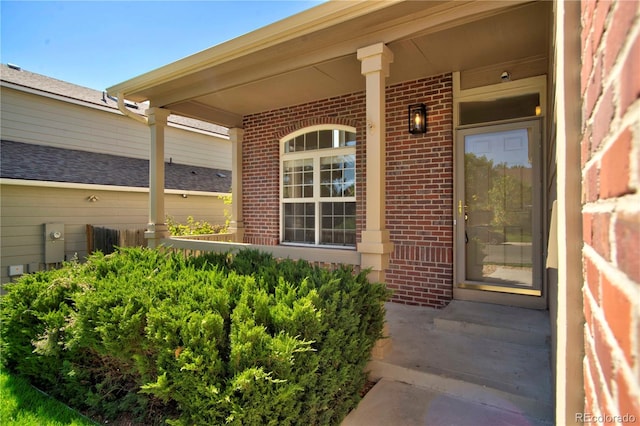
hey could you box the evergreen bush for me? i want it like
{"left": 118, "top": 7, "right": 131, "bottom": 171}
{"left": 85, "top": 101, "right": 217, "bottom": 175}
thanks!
{"left": 1, "top": 247, "right": 389, "bottom": 425}
{"left": 166, "top": 215, "right": 226, "bottom": 236}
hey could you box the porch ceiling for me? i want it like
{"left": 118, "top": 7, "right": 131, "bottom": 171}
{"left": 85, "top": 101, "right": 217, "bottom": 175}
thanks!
{"left": 107, "top": 0, "right": 550, "bottom": 128}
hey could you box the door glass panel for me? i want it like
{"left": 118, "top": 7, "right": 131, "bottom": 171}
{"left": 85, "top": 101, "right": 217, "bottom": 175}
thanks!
{"left": 464, "top": 128, "right": 533, "bottom": 287}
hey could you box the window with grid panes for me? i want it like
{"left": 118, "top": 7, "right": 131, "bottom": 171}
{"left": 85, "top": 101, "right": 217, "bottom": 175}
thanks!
{"left": 281, "top": 126, "right": 356, "bottom": 247}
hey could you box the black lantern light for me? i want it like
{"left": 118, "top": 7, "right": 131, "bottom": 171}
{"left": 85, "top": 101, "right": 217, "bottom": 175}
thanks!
{"left": 408, "top": 103, "right": 427, "bottom": 134}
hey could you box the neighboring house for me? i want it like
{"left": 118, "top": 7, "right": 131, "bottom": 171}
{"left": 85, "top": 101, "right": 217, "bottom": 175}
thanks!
{"left": 0, "top": 64, "right": 232, "bottom": 283}
{"left": 103, "top": 0, "right": 637, "bottom": 423}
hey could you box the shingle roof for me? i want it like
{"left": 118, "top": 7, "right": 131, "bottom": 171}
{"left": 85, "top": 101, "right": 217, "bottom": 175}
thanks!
{"left": 1, "top": 140, "right": 232, "bottom": 193}
{"left": 0, "top": 64, "right": 228, "bottom": 137}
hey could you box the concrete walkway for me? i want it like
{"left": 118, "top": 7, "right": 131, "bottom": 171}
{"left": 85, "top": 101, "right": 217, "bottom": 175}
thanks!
{"left": 343, "top": 300, "right": 553, "bottom": 426}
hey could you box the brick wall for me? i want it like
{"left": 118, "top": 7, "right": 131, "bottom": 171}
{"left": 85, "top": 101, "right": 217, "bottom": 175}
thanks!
{"left": 242, "top": 74, "right": 453, "bottom": 307}
{"left": 385, "top": 75, "right": 454, "bottom": 306}
{"left": 580, "top": 0, "right": 640, "bottom": 423}
{"left": 242, "top": 95, "right": 365, "bottom": 246}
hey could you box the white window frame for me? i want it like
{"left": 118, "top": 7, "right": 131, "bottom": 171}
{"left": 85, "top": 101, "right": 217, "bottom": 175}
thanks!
{"left": 280, "top": 124, "right": 357, "bottom": 249}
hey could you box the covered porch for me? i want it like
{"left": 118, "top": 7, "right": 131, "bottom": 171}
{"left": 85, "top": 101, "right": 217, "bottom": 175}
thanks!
{"left": 343, "top": 300, "right": 553, "bottom": 425}
{"left": 106, "top": 0, "right": 577, "bottom": 424}
{"left": 106, "top": 0, "right": 552, "bottom": 285}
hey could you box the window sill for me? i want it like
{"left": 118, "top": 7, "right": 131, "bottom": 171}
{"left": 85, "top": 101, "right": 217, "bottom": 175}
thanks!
{"left": 280, "top": 242, "right": 356, "bottom": 251}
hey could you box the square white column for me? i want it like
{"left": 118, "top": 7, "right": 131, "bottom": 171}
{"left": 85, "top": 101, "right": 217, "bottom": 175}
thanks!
{"left": 356, "top": 43, "right": 394, "bottom": 281}
{"left": 145, "top": 107, "right": 171, "bottom": 248}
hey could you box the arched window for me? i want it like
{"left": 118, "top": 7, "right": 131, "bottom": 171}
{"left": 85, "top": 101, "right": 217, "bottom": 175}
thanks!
{"left": 280, "top": 125, "right": 356, "bottom": 247}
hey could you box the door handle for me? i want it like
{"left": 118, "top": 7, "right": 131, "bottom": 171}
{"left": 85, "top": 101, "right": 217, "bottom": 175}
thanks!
{"left": 458, "top": 200, "right": 463, "bottom": 216}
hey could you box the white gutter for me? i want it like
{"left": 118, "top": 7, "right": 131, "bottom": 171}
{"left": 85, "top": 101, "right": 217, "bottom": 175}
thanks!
{"left": 117, "top": 92, "right": 148, "bottom": 125}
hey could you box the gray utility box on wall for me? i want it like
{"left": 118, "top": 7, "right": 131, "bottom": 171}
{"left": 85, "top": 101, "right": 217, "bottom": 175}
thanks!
{"left": 44, "top": 223, "right": 65, "bottom": 263}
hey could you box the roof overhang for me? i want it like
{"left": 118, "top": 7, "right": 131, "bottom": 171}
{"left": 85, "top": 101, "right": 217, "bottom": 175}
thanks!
{"left": 107, "top": 0, "right": 550, "bottom": 128}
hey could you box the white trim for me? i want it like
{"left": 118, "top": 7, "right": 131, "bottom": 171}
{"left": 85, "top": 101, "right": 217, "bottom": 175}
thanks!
{"left": 454, "top": 74, "right": 547, "bottom": 99}
{"left": 0, "top": 178, "right": 229, "bottom": 197}
{"left": 452, "top": 73, "right": 548, "bottom": 308}
{"left": 280, "top": 242, "right": 357, "bottom": 251}
{"left": 453, "top": 73, "right": 547, "bottom": 128}
{"left": 281, "top": 146, "right": 355, "bottom": 162}
{"left": 279, "top": 124, "right": 357, "bottom": 155}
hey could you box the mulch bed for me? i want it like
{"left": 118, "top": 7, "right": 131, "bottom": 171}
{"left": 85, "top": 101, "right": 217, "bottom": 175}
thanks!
{"left": 360, "top": 379, "right": 378, "bottom": 398}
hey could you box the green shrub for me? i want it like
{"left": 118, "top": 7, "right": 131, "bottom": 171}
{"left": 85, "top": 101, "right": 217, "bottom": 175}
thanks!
{"left": 1, "top": 248, "right": 389, "bottom": 425}
{"left": 166, "top": 215, "right": 225, "bottom": 236}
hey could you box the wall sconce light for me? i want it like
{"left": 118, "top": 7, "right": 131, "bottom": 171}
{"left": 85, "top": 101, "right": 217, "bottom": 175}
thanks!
{"left": 181, "top": 194, "right": 188, "bottom": 199}
{"left": 408, "top": 103, "right": 427, "bottom": 134}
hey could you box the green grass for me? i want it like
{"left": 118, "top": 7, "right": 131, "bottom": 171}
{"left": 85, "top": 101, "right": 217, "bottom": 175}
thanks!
{"left": 0, "top": 370, "right": 97, "bottom": 426}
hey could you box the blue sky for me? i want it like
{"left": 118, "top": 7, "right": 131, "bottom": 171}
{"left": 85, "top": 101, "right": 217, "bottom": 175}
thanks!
{"left": 1, "top": 1, "right": 322, "bottom": 91}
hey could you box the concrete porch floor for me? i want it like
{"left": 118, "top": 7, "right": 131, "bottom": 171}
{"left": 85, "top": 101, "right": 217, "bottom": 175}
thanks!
{"left": 343, "top": 300, "right": 554, "bottom": 426}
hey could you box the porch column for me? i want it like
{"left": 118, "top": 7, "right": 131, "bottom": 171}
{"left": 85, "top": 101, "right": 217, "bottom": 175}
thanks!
{"left": 145, "top": 107, "right": 171, "bottom": 248}
{"left": 357, "top": 43, "right": 394, "bottom": 282}
{"left": 228, "top": 128, "right": 244, "bottom": 242}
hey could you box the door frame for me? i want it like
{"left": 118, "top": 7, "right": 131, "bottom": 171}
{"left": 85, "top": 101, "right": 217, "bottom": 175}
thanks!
{"left": 452, "top": 73, "right": 548, "bottom": 309}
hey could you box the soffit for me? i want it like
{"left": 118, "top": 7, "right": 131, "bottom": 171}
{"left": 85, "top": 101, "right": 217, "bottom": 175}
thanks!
{"left": 108, "top": 0, "right": 550, "bottom": 128}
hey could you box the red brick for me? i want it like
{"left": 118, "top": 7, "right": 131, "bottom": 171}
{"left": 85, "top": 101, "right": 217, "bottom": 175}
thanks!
{"left": 600, "top": 127, "right": 632, "bottom": 199}
{"left": 243, "top": 91, "right": 366, "bottom": 245}
{"left": 592, "top": 87, "right": 615, "bottom": 151}
{"left": 583, "top": 285, "right": 594, "bottom": 333}
{"left": 584, "top": 254, "right": 602, "bottom": 305}
{"left": 620, "top": 33, "right": 640, "bottom": 116}
{"left": 615, "top": 210, "right": 640, "bottom": 283}
{"left": 584, "top": 211, "right": 594, "bottom": 246}
{"left": 587, "top": 335, "right": 619, "bottom": 425}
{"left": 582, "top": 0, "right": 596, "bottom": 31}
{"left": 584, "top": 162, "right": 600, "bottom": 203}
{"left": 242, "top": 74, "right": 454, "bottom": 308}
{"left": 584, "top": 358, "right": 597, "bottom": 419}
{"left": 594, "top": 317, "right": 616, "bottom": 396}
{"left": 584, "top": 53, "right": 603, "bottom": 123}
{"left": 582, "top": 31, "right": 594, "bottom": 95}
{"left": 592, "top": 212, "right": 611, "bottom": 261}
{"left": 615, "top": 368, "right": 640, "bottom": 421}
{"left": 384, "top": 75, "right": 454, "bottom": 307}
{"left": 586, "top": 331, "right": 607, "bottom": 415}
{"left": 593, "top": 0, "right": 612, "bottom": 49}
{"left": 601, "top": 274, "right": 633, "bottom": 365}
{"left": 582, "top": 125, "right": 593, "bottom": 167}
{"left": 604, "top": 0, "right": 638, "bottom": 74}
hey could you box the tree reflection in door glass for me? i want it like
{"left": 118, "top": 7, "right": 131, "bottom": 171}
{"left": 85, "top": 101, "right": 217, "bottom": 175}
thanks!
{"left": 464, "top": 129, "right": 533, "bottom": 287}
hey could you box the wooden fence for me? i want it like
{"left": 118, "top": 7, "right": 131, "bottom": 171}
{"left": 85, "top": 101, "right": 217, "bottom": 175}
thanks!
{"left": 86, "top": 225, "right": 146, "bottom": 254}
{"left": 86, "top": 225, "right": 234, "bottom": 254}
